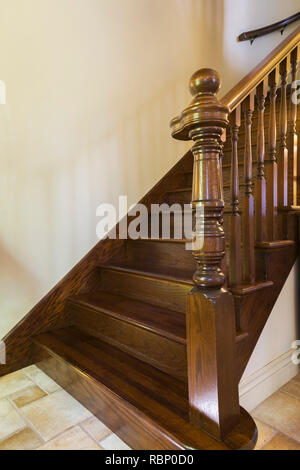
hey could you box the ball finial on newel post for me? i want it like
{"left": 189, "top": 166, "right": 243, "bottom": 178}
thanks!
{"left": 189, "top": 68, "right": 221, "bottom": 96}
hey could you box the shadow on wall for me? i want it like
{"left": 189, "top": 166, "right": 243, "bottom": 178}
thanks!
{"left": 0, "top": 0, "right": 244, "bottom": 339}
{"left": 0, "top": 0, "right": 226, "bottom": 338}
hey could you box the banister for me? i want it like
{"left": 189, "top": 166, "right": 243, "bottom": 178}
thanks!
{"left": 238, "top": 11, "right": 300, "bottom": 43}
{"left": 169, "top": 18, "right": 300, "bottom": 442}
{"left": 221, "top": 25, "right": 300, "bottom": 112}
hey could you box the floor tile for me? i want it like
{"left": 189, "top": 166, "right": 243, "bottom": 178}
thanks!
{"left": 280, "top": 379, "right": 300, "bottom": 400}
{"left": 253, "top": 391, "right": 300, "bottom": 442}
{"left": 81, "top": 417, "right": 112, "bottom": 442}
{"left": 21, "top": 389, "right": 92, "bottom": 441}
{"left": 254, "top": 419, "right": 277, "bottom": 450}
{"left": 9, "top": 385, "right": 46, "bottom": 408}
{"left": 0, "top": 398, "right": 26, "bottom": 441}
{"left": 0, "top": 370, "right": 33, "bottom": 400}
{"left": 0, "top": 365, "right": 299, "bottom": 450}
{"left": 23, "top": 365, "right": 61, "bottom": 394}
{"left": 0, "top": 427, "right": 43, "bottom": 450}
{"left": 37, "top": 426, "right": 101, "bottom": 450}
{"left": 261, "top": 432, "right": 300, "bottom": 450}
{"left": 100, "top": 433, "right": 131, "bottom": 450}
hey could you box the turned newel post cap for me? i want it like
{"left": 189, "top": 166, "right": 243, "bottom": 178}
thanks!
{"left": 189, "top": 68, "right": 221, "bottom": 96}
{"left": 170, "top": 68, "right": 228, "bottom": 141}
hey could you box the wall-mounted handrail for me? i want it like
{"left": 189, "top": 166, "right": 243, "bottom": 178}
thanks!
{"left": 221, "top": 25, "right": 300, "bottom": 112}
{"left": 238, "top": 11, "right": 300, "bottom": 43}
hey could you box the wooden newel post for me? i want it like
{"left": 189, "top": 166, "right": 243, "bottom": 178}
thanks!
{"left": 171, "top": 69, "right": 240, "bottom": 440}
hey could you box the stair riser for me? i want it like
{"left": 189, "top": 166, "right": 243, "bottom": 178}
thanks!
{"left": 99, "top": 268, "right": 190, "bottom": 313}
{"left": 36, "top": 355, "right": 183, "bottom": 450}
{"left": 69, "top": 302, "right": 187, "bottom": 381}
{"left": 183, "top": 172, "right": 193, "bottom": 188}
{"left": 165, "top": 190, "right": 191, "bottom": 206}
{"left": 125, "top": 240, "right": 196, "bottom": 276}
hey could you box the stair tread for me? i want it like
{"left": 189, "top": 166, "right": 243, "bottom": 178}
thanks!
{"left": 68, "top": 292, "right": 186, "bottom": 344}
{"left": 69, "top": 289, "right": 247, "bottom": 345}
{"left": 99, "top": 263, "right": 194, "bottom": 285}
{"left": 34, "top": 327, "right": 232, "bottom": 450}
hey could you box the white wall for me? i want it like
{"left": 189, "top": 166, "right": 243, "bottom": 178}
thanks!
{"left": 0, "top": 0, "right": 299, "bottom": 389}
{"left": 244, "top": 263, "right": 299, "bottom": 377}
{"left": 221, "top": 0, "right": 300, "bottom": 94}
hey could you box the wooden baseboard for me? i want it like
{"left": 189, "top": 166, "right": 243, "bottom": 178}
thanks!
{"left": 239, "top": 349, "right": 300, "bottom": 412}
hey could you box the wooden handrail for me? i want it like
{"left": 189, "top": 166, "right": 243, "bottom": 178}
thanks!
{"left": 221, "top": 25, "right": 300, "bottom": 112}
{"left": 238, "top": 11, "right": 300, "bottom": 43}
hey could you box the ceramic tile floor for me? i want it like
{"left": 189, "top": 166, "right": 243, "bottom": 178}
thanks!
{"left": 0, "top": 365, "right": 130, "bottom": 450}
{"left": 0, "top": 366, "right": 299, "bottom": 450}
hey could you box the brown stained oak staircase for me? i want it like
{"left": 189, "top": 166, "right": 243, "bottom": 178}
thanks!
{"left": 1, "top": 26, "right": 300, "bottom": 450}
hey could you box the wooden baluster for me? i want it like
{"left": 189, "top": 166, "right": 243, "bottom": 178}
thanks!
{"left": 288, "top": 46, "right": 299, "bottom": 207}
{"left": 255, "top": 80, "right": 268, "bottom": 242}
{"left": 229, "top": 107, "right": 242, "bottom": 285}
{"left": 219, "top": 129, "right": 226, "bottom": 226}
{"left": 265, "top": 68, "right": 279, "bottom": 241}
{"left": 278, "top": 59, "right": 289, "bottom": 217}
{"left": 171, "top": 69, "right": 240, "bottom": 440}
{"left": 242, "top": 92, "right": 255, "bottom": 284}
{"left": 220, "top": 130, "right": 229, "bottom": 282}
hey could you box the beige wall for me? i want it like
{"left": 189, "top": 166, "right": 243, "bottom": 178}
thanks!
{"left": 0, "top": 0, "right": 299, "bottom": 381}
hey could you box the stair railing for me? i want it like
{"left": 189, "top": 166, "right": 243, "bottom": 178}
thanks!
{"left": 221, "top": 25, "right": 300, "bottom": 285}
{"left": 170, "top": 25, "right": 300, "bottom": 441}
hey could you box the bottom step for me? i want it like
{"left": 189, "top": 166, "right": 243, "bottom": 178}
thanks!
{"left": 33, "top": 327, "right": 257, "bottom": 450}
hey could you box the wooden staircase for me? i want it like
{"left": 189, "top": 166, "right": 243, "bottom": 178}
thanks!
{"left": 1, "top": 26, "right": 300, "bottom": 450}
